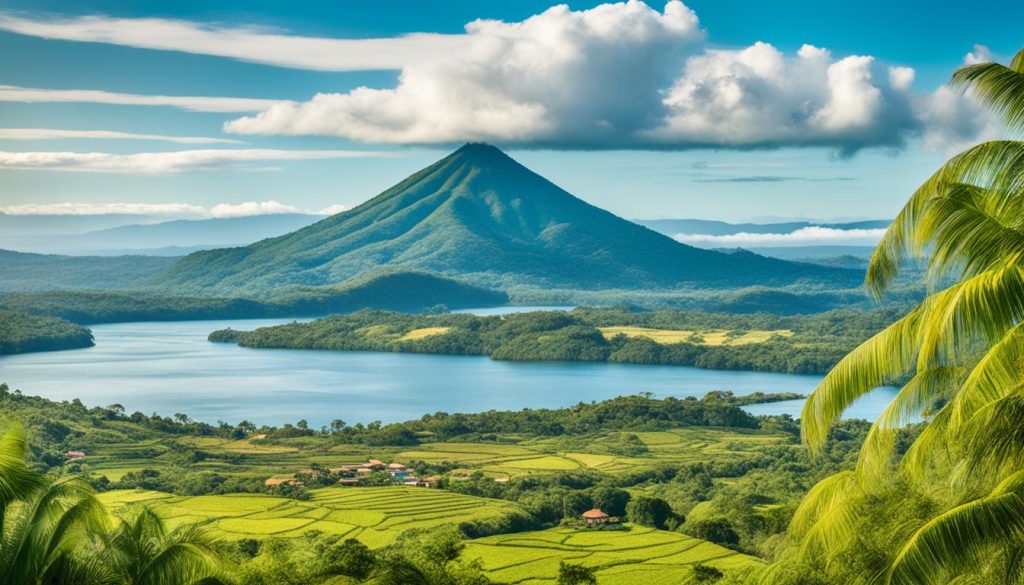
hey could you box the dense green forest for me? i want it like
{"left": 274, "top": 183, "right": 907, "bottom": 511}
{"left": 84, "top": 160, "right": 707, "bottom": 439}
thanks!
{"left": 0, "top": 310, "right": 94, "bottom": 354}
{"left": 0, "top": 272, "right": 506, "bottom": 325}
{"left": 211, "top": 307, "right": 904, "bottom": 374}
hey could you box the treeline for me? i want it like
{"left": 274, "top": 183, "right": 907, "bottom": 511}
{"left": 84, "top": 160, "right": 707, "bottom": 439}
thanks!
{"left": 0, "top": 271, "right": 506, "bottom": 325}
{"left": 0, "top": 383, "right": 788, "bottom": 470}
{"left": 0, "top": 310, "right": 94, "bottom": 354}
{"left": 212, "top": 306, "right": 904, "bottom": 374}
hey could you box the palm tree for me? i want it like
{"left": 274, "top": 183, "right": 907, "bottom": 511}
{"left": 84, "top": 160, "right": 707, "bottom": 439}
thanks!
{"left": 769, "top": 48, "right": 1024, "bottom": 584}
{"left": 101, "top": 507, "right": 231, "bottom": 585}
{"left": 0, "top": 426, "right": 111, "bottom": 585}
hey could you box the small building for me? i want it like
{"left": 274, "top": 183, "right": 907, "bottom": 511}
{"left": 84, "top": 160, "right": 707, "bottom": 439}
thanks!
{"left": 337, "top": 478, "right": 360, "bottom": 487}
{"left": 387, "top": 463, "right": 407, "bottom": 471}
{"left": 582, "top": 509, "right": 610, "bottom": 526}
{"left": 331, "top": 465, "right": 359, "bottom": 475}
{"left": 356, "top": 467, "right": 373, "bottom": 475}
{"left": 265, "top": 477, "right": 302, "bottom": 488}
{"left": 367, "top": 459, "right": 384, "bottom": 469}
{"left": 65, "top": 451, "right": 86, "bottom": 459}
{"left": 402, "top": 477, "right": 421, "bottom": 486}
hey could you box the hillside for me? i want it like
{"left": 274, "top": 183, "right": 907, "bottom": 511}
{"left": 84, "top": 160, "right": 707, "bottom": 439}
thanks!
{"left": 0, "top": 249, "right": 179, "bottom": 292}
{"left": 153, "top": 144, "right": 859, "bottom": 295}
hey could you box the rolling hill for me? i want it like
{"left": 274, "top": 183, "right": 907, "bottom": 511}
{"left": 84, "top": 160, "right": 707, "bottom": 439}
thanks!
{"left": 153, "top": 144, "right": 859, "bottom": 295}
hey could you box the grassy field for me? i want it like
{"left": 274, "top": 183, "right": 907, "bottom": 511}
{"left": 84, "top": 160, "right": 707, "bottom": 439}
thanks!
{"left": 599, "top": 326, "right": 794, "bottom": 346}
{"left": 400, "top": 326, "right": 451, "bottom": 340}
{"left": 98, "top": 486, "right": 521, "bottom": 548}
{"left": 465, "top": 525, "right": 763, "bottom": 584}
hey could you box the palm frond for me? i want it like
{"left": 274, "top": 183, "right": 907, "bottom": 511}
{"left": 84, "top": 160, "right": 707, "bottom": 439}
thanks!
{"left": 802, "top": 308, "right": 922, "bottom": 451}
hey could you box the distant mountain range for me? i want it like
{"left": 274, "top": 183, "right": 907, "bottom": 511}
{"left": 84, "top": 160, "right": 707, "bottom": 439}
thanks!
{"left": 0, "top": 213, "right": 322, "bottom": 256}
{"left": 152, "top": 143, "right": 860, "bottom": 296}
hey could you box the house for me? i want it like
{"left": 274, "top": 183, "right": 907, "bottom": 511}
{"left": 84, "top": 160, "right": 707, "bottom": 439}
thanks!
{"left": 337, "top": 478, "right": 360, "bottom": 487}
{"left": 356, "top": 467, "right": 373, "bottom": 475}
{"left": 387, "top": 463, "right": 407, "bottom": 471}
{"left": 65, "top": 451, "right": 86, "bottom": 459}
{"left": 582, "top": 509, "right": 610, "bottom": 526}
{"left": 331, "top": 465, "right": 359, "bottom": 475}
{"left": 367, "top": 459, "right": 384, "bottom": 469}
{"left": 387, "top": 463, "right": 409, "bottom": 480}
{"left": 402, "top": 477, "right": 421, "bottom": 486}
{"left": 264, "top": 477, "right": 299, "bottom": 487}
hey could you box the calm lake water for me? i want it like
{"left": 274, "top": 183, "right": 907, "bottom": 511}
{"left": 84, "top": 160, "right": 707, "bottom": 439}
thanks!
{"left": 0, "top": 315, "right": 897, "bottom": 427}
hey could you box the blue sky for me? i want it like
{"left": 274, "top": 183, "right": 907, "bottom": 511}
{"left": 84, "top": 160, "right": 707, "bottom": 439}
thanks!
{"left": 0, "top": 0, "right": 1018, "bottom": 222}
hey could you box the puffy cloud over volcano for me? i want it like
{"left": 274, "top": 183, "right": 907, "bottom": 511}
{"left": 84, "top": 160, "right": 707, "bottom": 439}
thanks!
{"left": 224, "top": 1, "right": 995, "bottom": 153}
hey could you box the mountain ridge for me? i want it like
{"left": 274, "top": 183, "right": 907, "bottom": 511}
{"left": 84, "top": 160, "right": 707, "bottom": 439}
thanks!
{"left": 153, "top": 144, "right": 861, "bottom": 295}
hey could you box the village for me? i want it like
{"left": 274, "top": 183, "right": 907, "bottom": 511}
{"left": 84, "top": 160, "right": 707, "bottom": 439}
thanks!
{"left": 263, "top": 459, "right": 442, "bottom": 490}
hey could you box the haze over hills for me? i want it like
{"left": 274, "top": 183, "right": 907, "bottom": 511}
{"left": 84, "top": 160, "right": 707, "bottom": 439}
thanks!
{"left": 0, "top": 213, "right": 323, "bottom": 256}
{"left": 153, "top": 143, "right": 860, "bottom": 296}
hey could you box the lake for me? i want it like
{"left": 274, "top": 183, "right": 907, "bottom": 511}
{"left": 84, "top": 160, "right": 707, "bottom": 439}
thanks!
{"left": 0, "top": 316, "right": 897, "bottom": 427}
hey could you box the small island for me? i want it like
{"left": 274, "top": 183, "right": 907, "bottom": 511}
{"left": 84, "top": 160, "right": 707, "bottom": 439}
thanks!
{"left": 0, "top": 310, "right": 94, "bottom": 355}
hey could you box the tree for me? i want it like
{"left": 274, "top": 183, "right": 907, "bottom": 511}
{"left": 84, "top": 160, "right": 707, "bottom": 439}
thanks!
{"left": 690, "top": 518, "right": 739, "bottom": 547}
{"left": 0, "top": 426, "right": 108, "bottom": 585}
{"left": 781, "top": 47, "right": 1024, "bottom": 584}
{"left": 103, "top": 507, "right": 229, "bottom": 585}
{"left": 557, "top": 561, "right": 596, "bottom": 585}
{"left": 590, "top": 486, "right": 630, "bottom": 517}
{"left": 625, "top": 495, "right": 676, "bottom": 529}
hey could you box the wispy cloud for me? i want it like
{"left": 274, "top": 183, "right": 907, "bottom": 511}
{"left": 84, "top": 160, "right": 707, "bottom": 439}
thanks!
{"left": 0, "top": 12, "right": 468, "bottom": 71}
{"left": 0, "top": 201, "right": 347, "bottom": 217}
{"left": 674, "top": 226, "right": 887, "bottom": 247}
{"left": 0, "top": 128, "right": 243, "bottom": 144}
{"left": 693, "top": 175, "right": 857, "bottom": 183}
{"left": 0, "top": 85, "right": 281, "bottom": 112}
{"left": 0, "top": 148, "right": 398, "bottom": 173}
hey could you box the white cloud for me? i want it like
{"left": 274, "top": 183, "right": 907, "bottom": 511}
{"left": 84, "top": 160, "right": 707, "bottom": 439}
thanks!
{"left": 209, "top": 201, "right": 302, "bottom": 217}
{"left": 225, "top": 0, "right": 704, "bottom": 144}
{"left": 0, "top": 85, "right": 281, "bottom": 112}
{"left": 0, "top": 128, "right": 243, "bottom": 144}
{"left": 964, "top": 44, "right": 992, "bottom": 65}
{"left": 318, "top": 203, "right": 350, "bottom": 216}
{"left": 674, "top": 226, "right": 888, "bottom": 247}
{"left": 0, "top": 148, "right": 397, "bottom": 173}
{"left": 0, "top": 12, "right": 468, "bottom": 71}
{"left": 0, "top": 200, "right": 329, "bottom": 218}
{"left": 222, "top": 2, "right": 996, "bottom": 153}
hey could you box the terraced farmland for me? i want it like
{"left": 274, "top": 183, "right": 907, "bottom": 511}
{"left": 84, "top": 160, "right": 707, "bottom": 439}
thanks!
{"left": 465, "top": 525, "right": 763, "bottom": 584}
{"left": 98, "top": 486, "right": 521, "bottom": 548}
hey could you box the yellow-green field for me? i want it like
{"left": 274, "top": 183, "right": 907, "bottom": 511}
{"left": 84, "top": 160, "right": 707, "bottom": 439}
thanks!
{"left": 98, "top": 486, "right": 520, "bottom": 548}
{"left": 399, "top": 326, "right": 451, "bottom": 340}
{"left": 599, "top": 326, "right": 794, "bottom": 346}
{"left": 388, "top": 428, "right": 789, "bottom": 480}
{"left": 465, "top": 525, "right": 763, "bottom": 584}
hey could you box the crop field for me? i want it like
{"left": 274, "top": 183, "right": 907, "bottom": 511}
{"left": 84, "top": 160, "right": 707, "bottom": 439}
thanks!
{"left": 464, "top": 525, "right": 763, "bottom": 584}
{"left": 98, "top": 486, "right": 521, "bottom": 547}
{"left": 599, "top": 326, "right": 793, "bottom": 346}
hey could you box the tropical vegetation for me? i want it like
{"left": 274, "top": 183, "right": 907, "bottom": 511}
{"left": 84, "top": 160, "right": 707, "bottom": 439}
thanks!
{"left": 764, "top": 47, "right": 1024, "bottom": 584}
